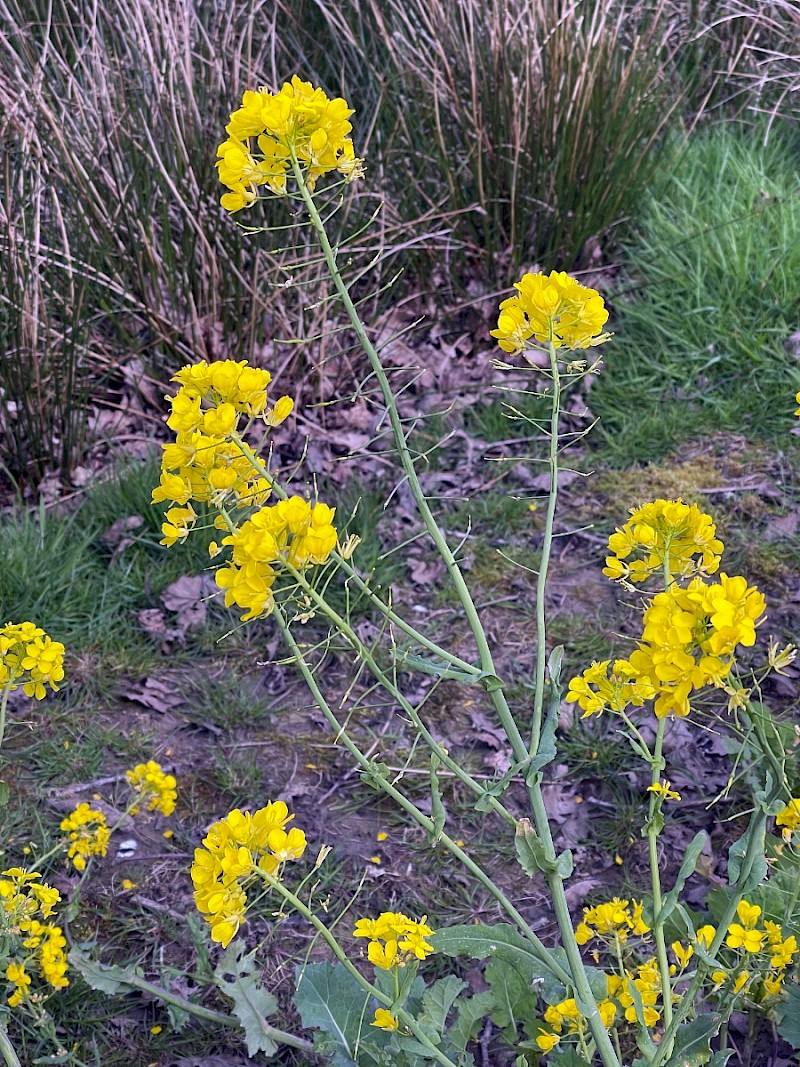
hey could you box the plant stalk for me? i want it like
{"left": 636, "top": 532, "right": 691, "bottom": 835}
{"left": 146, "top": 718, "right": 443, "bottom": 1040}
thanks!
{"left": 273, "top": 607, "right": 574, "bottom": 987}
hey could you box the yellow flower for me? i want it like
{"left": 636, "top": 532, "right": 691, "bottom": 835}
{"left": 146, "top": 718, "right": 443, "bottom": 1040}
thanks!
{"left": 775, "top": 798, "right": 800, "bottom": 841}
{"left": 214, "top": 497, "right": 339, "bottom": 621}
{"left": 771, "top": 935, "right": 797, "bottom": 969}
{"left": 603, "top": 499, "right": 723, "bottom": 585}
{"left": 598, "top": 999, "right": 617, "bottom": 1028}
{"left": 354, "top": 912, "right": 435, "bottom": 970}
{"left": 372, "top": 1008, "right": 399, "bottom": 1031}
{"left": 627, "top": 574, "right": 765, "bottom": 718}
{"left": 126, "top": 760, "right": 177, "bottom": 817}
{"left": 492, "top": 271, "right": 610, "bottom": 354}
{"left": 535, "top": 1032, "right": 560, "bottom": 1052}
{"left": 725, "top": 925, "right": 764, "bottom": 953}
{"left": 648, "top": 780, "right": 682, "bottom": 802}
{"left": 217, "top": 78, "right": 363, "bottom": 210}
{"left": 694, "top": 924, "right": 716, "bottom": 948}
{"left": 566, "top": 659, "right": 654, "bottom": 718}
{"left": 191, "top": 802, "right": 306, "bottom": 947}
{"left": 0, "top": 622, "right": 65, "bottom": 700}
{"left": 60, "top": 804, "right": 110, "bottom": 871}
{"left": 574, "top": 898, "right": 649, "bottom": 945}
{"left": 671, "top": 941, "right": 693, "bottom": 968}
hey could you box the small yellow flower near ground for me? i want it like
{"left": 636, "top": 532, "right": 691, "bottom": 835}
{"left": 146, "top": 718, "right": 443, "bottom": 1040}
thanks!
{"left": 648, "top": 780, "right": 682, "bottom": 802}
{"left": 574, "top": 898, "right": 649, "bottom": 945}
{"left": 566, "top": 659, "right": 654, "bottom": 718}
{"left": 0, "top": 622, "right": 66, "bottom": 700}
{"left": 535, "top": 1032, "right": 560, "bottom": 1052}
{"left": 775, "top": 798, "right": 800, "bottom": 841}
{"left": 60, "top": 804, "right": 111, "bottom": 871}
{"left": 354, "top": 912, "right": 435, "bottom": 969}
{"left": 726, "top": 924, "right": 765, "bottom": 952}
{"left": 191, "top": 802, "right": 306, "bottom": 947}
{"left": 126, "top": 760, "right": 177, "bottom": 817}
{"left": 372, "top": 1008, "right": 399, "bottom": 1031}
{"left": 376, "top": 831, "right": 388, "bottom": 842}
{"left": 150, "top": 1025, "right": 162, "bottom": 1035}
{"left": 671, "top": 940, "right": 693, "bottom": 968}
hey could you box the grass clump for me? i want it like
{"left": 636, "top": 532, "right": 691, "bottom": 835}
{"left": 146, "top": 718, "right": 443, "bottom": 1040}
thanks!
{"left": 592, "top": 122, "right": 800, "bottom": 465}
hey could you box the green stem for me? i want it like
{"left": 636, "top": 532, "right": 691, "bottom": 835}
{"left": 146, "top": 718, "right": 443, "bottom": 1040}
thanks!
{"left": 289, "top": 156, "right": 528, "bottom": 761}
{"left": 530, "top": 341, "right": 560, "bottom": 756}
{"left": 230, "top": 435, "right": 481, "bottom": 677}
{"left": 290, "top": 162, "right": 620, "bottom": 1067}
{"left": 273, "top": 607, "right": 573, "bottom": 987}
{"left": 283, "top": 564, "right": 516, "bottom": 828}
{"left": 257, "top": 867, "right": 461, "bottom": 1067}
{"left": 0, "top": 681, "right": 14, "bottom": 754}
{"left": 646, "top": 718, "right": 673, "bottom": 1036}
{"left": 0, "top": 1027, "right": 21, "bottom": 1067}
{"left": 123, "top": 974, "right": 314, "bottom": 1052}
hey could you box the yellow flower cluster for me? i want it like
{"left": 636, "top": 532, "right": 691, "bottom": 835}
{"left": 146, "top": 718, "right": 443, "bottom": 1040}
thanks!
{"left": 217, "top": 77, "right": 363, "bottom": 211}
{"left": 153, "top": 359, "right": 293, "bottom": 547}
{"left": 628, "top": 574, "right": 765, "bottom": 718}
{"left": 0, "top": 622, "right": 65, "bottom": 700}
{"left": 126, "top": 760, "right": 177, "bottom": 817}
{"left": 535, "top": 995, "right": 617, "bottom": 1052}
{"left": 191, "top": 802, "right": 306, "bottom": 947}
{"left": 603, "top": 500, "right": 724, "bottom": 585}
{"left": 566, "top": 659, "right": 655, "bottom": 718}
{"left": 60, "top": 803, "right": 111, "bottom": 872}
{"left": 574, "top": 898, "right": 650, "bottom": 946}
{"left": 691, "top": 904, "right": 797, "bottom": 999}
{"left": 353, "top": 911, "right": 436, "bottom": 970}
{"left": 615, "top": 959, "right": 663, "bottom": 1027}
{"left": 492, "top": 271, "right": 610, "bottom": 355}
{"left": 0, "top": 868, "right": 68, "bottom": 1007}
{"left": 214, "top": 497, "right": 338, "bottom": 620}
{"left": 775, "top": 798, "right": 800, "bottom": 842}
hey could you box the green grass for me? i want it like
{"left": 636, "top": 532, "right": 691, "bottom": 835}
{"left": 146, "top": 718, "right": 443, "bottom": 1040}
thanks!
{"left": 592, "top": 121, "right": 800, "bottom": 465}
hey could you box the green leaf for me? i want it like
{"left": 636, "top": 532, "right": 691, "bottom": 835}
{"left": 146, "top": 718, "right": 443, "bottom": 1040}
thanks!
{"left": 661, "top": 1014, "right": 721, "bottom": 1067}
{"left": 67, "top": 947, "right": 141, "bottom": 995}
{"left": 657, "top": 832, "right": 707, "bottom": 926}
{"left": 449, "top": 990, "right": 496, "bottom": 1051}
{"left": 727, "top": 820, "right": 767, "bottom": 889}
{"left": 474, "top": 759, "right": 530, "bottom": 811}
{"left": 214, "top": 939, "right": 278, "bottom": 1057}
{"left": 776, "top": 982, "right": 800, "bottom": 1049}
{"left": 294, "top": 962, "right": 369, "bottom": 1066}
{"left": 360, "top": 761, "right": 391, "bottom": 791}
{"left": 479, "top": 673, "right": 506, "bottom": 693}
{"left": 432, "top": 923, "right": 567, "bottom": 1004}
{"left": 549, "top": 1052, "right": 592, "bottom": 1067}
{"left": 392, "top": 651, "right": 481, "bottom": 683}
{"left": 548, "top": 646, "right": 564, "bottom": 687}
{"left": 0, "top": 782, "right": 9, "bottom": 808}
{"left": 514, "top": 818, "right": 570, "bottom": 876}
{"left": 526, "top": 646, "right": 563, "bottom": 779}
{"left": 485, "top": 955, "right": 539, "bottom": 1041}
{"left": 421, "top": 976, "right": 466, "bottom": 1037}
{"left": 708, "top": 1052, "right": 734, "bottom": 1067}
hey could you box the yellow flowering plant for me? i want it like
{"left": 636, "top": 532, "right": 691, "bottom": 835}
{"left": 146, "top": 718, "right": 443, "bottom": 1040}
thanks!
{"left": 136, "top": 78, "right": 800, "bottom": 1066}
